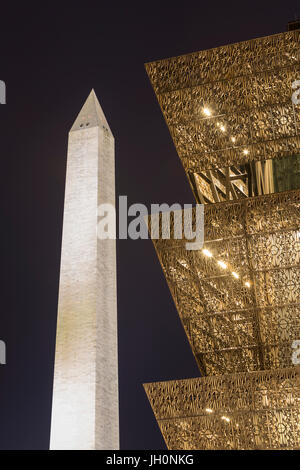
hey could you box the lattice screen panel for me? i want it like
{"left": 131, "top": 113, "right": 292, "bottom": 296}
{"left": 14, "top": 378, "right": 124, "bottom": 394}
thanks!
{"left": 144, "top": 368, "right": 300, "bottom": 450}
{"left": 151, "top": 190, "right": 300, "bottom": 376}
{"left": 146, "top": 31, "right": 300, "bottom": 185}
{"left": 144, "top": 29, "right": 300, "bottom": 449}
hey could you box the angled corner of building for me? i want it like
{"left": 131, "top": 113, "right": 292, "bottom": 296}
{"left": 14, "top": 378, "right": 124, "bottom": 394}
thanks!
{"left": 144, "top": 26, "right": 300, "bottom": 450}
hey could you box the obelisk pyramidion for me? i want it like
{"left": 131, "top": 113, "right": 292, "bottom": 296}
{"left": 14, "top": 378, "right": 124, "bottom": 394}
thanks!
{"left": 50, "top": 90, "right": 119, "bottom": 450}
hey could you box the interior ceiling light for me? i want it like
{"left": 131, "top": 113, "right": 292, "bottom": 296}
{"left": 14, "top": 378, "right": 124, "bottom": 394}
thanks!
{"left": 202, "top": 249, "right": 213, "bottom": 257}
{"left": 203, "top": 107, "right": 212, "bottom": 117}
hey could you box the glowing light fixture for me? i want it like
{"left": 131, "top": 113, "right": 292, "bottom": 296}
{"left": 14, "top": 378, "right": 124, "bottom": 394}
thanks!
{"left": 221, "top": 416, "right": 230, "bottom": 423}
{"left": 245, "top": 281, "right": 251, "bottom": 288}
{"left": 217, "top": 260, "right": 227, "bottom": 269}
{"left": 232, "top": 271, "right": 239, "bottom": 279}
{"left": 243, "top": 149, "right": 249, "bottom": 155}
{"left": 202, "top": 249, "right": 213, "bottom": 258}
{"left": 205, "top": 408, "right": 213, "bottom": 413}
{"left": 203, "top": 107, "right": 212, "bottom": 117}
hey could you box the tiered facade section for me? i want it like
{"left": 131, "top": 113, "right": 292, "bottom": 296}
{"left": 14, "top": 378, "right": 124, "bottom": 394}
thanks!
{"left": 150, "top": 191, "right": 300, "bottom": 376}
{"left": 146, "top": 31, "right": 300, "bottom": 180}
{"left": 144, "top": 30, "right": 300, "bottom": 449}
{"left": 144, "top": 368, "right": 300, "bottom": 450}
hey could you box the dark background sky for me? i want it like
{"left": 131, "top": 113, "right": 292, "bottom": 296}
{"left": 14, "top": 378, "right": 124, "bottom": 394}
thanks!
{"left": 0, "top": 1, "right": 298, "bottom": 450}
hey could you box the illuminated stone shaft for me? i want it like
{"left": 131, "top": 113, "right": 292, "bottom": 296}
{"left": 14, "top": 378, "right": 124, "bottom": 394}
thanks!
{"left": 50, "top": 90, "right": 119, "bottom": 450}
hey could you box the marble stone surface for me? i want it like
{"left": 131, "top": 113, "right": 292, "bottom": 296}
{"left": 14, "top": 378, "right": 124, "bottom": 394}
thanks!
{"left": 50, "top": 90, "right": 119, "bottom": 450}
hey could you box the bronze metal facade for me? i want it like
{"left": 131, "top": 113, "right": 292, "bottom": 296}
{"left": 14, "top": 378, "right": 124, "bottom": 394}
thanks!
{"left": 144, "top": 368, "right": 300, "bottom": 450}
{"left": 151, "top": 191, "right": 300, "bottom": 376}
{"left": 144, "top": 30, "right": 300, "bottom": 449}
{"left": 146, "top": 30, "right": 300, "bottom": 174}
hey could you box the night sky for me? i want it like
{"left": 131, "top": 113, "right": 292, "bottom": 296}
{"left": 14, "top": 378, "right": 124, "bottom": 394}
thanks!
{"left": 0, "top": 2, "right": 298, "bottom": 450}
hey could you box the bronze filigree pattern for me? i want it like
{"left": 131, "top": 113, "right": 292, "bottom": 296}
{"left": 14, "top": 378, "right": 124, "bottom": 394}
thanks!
{"left": 144, "top": 30, "right": 300, "bottom": 449}
{"left": 151, "top": 191, "right": 300, "bottom": 375}
{"left": 145, "top": 31, "right": 300, "bottom": 184}
{"left": 144, "top": 368, "right": 300, "bottom": 450}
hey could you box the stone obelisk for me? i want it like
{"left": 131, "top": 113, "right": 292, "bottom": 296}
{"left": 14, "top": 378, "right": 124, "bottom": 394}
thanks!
{"left": 50, "top": 90, "right": 119, "bottom": 450}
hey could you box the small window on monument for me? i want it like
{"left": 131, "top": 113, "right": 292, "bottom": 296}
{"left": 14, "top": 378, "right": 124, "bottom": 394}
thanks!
{"left": 80, "top": 124, "right": 83, "bottom": 127}
{"left": 86, "top": 122, "right": 90, "bottom": 126}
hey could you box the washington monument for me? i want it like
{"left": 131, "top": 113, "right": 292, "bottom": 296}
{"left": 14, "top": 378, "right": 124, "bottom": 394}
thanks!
{"left": 50, "top": 90, "right": 119, "bottom": 450}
